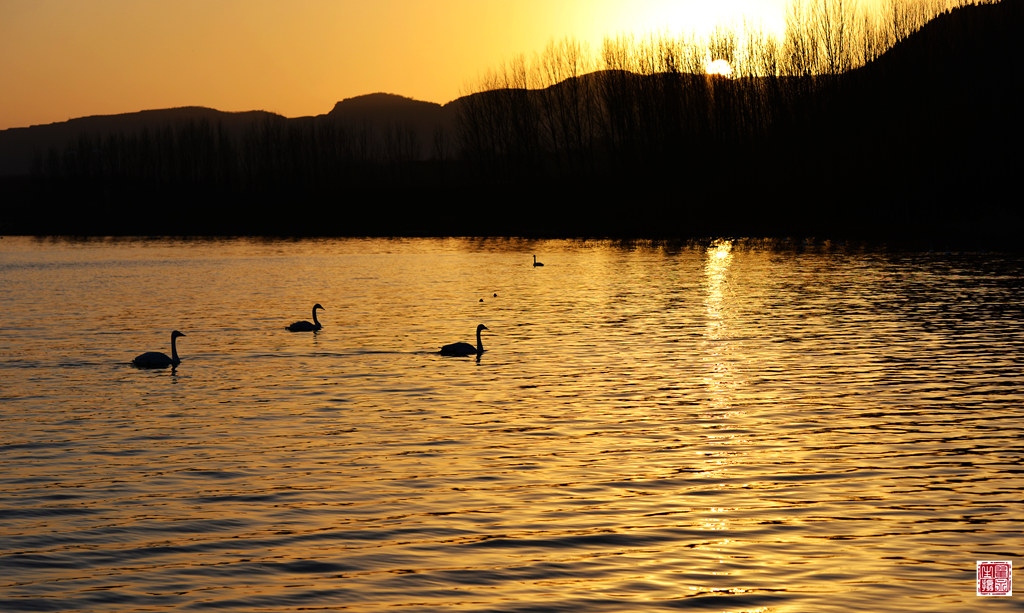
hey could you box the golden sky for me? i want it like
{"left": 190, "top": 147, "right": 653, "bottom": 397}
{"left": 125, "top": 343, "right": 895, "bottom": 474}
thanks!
{"left": 0, "top": 0, "right": 791, "bottom": 130}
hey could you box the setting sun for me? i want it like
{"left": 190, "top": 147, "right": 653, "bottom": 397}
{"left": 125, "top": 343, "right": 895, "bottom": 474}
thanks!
{"left": 705, "top": 59, "right": 735, "bottom": 77}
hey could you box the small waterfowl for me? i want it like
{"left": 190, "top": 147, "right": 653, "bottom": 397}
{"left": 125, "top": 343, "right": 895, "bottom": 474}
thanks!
{"left": 133, "top": 330, "right": 185, "bottom": 369}
{"left": 440, "top": 324, "right": 488, "bottom": 357}
{"left": 287, "top": 303, "right": 324, "bottom": 332}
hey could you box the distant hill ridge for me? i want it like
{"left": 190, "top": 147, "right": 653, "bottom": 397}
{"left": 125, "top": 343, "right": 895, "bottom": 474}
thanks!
{"left": 326, "top": 93, "right": 445, "bottom": 117}
{"left": 0, "top": 94, "right": 465, "bottom": 176}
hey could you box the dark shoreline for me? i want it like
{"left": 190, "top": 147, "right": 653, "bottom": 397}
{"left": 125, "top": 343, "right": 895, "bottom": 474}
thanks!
{"left": 2, "top": 173, "right": 1019, "bottom": 247}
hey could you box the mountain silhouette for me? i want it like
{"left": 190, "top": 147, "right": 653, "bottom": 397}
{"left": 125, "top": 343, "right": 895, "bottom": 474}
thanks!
{"left": 326, "top": 93, "right": 447, "bottom": 125}
{"left": 0, "top": 107, "right": 286, "bottom": 177}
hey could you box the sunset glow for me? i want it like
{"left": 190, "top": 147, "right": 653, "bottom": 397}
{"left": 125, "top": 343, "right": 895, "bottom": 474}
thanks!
{"left": 607, "top": 0, "right": 788, "bottom": 39}
{"left": 0, "top": 0, "right": 790, "bottom": 130}
{"left": 0, "top": 0, "right": 995, "bottom": 131}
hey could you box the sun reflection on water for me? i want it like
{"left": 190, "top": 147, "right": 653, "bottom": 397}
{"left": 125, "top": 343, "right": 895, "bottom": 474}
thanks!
{"left": 702, "top": 239, "right": 736, "bottom": 413}
{"left": 695, "top": 239, "right": 744, "bottom": 545}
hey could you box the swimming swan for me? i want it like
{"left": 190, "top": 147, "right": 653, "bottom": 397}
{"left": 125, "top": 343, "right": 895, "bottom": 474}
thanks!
{"left": 440, "top": 324, "right": 488, "bottom": 357}
{"left": 533, "top": 255, "right": 544, "bottom": 267}
{"left": 287, "top": 303, "right": 324, "bottom": 332}
{"left": 133, "top": 330, "right": 185, "bottom": 369}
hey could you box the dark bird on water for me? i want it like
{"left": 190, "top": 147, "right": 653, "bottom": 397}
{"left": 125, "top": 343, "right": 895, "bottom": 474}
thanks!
{"left": 132, "top": 330, "right": 185, "bottom": 369}
{"left": 287, "top": 303, "right": 324, "bottom": 332}
{"left": 533, "top": 255, "right": 544, "bottom": 267}
{"left": 439, "top": 324, "right": 489, "bottom": 357}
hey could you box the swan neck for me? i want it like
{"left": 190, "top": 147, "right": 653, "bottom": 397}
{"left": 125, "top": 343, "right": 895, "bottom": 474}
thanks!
{"left": 170, "top": 335, "right": 180, "bottom": 363}
{"left": 312, "top": 308, "right": 320, "bottom": 326}
{"left": 476, "top": 328, "right": 484, "bottom": 354}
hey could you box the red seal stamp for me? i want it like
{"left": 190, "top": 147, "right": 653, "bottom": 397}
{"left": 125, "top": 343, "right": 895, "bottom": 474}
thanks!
{"left": 977, "top": 561, "right": 1012, "bottom": 596}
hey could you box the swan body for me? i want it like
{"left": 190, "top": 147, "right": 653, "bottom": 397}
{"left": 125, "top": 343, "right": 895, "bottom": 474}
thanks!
{"left": 440, "top": 324, "right": 488, "bottom": 357}
{"left": 533, "top": 255, "right": 544, "bottom": 267}
{"left": 133, "top": 330, "right": 185, "bottom": 369}
{"left": 287, "top": 303, "right": 324, "bottom": 332}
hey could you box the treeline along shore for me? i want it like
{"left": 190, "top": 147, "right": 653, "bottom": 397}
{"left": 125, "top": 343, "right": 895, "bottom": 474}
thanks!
{"left": 1, "top": 0, "right": 1021, "bottom": 240}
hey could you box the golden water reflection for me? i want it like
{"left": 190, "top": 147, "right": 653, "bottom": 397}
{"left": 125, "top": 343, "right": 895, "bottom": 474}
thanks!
{"left": 1, "top": 237, "right": 1021, "bottom": 613}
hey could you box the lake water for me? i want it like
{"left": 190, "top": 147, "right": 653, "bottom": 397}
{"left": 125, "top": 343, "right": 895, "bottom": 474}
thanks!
{"left": 1, "top": 236, "right": 1021, "bottom": 612}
